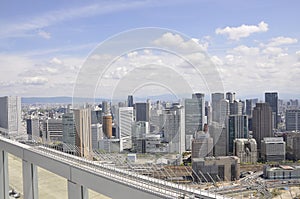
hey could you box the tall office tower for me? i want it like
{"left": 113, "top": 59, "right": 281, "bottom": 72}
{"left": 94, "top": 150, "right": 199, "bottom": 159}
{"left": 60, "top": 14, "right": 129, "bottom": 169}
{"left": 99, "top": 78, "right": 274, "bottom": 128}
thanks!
{"left": 245, "top": 99, "right": 253, "bottom": 116}
{"left": 26, "top": 118, "right": 39, "bottom": 139}
{"left": 116, "top": 107, "right": 134, "bottom": 151}
{"left": 91, "top": 123, "right": 102, "bottom": 150}
{"left": 230, "top": 100, "right": 243, "bottom": 115}
{"left": 162, "top": 105, "right": 185, "bottom": 154}
{"left": 192, "top": 131, "right": 213, "bottom": 158}
{"left": 0, "top": 96, "right": 22, "bottom": 135}
{"left": 74, "top": 108, "right": 92, "bottom": 159}
{"left": 135, "top": 102, "right": 150, "bottom": 122}
{"left": 265, "top": 92, "right": 278, "bottom": 129}
{"left": 131, "top": 121, "right": 149, "bottom": 152}
{"left": 227, "top": 115, "right": 248, "bottom": 155}
{"left": 205, "top": 102, "right": 212, "bottom": 125}
{"left": 211, "top": 93, "right": 224, "bottom": 123}
{"left": 42, "top": 119, "right": 63, "bottom": 142}
{"left": 102, "top": 115, "right": 113, "bottom": 138}
{"left": 211, "top": 122, "right": 227, "bottom": 156}
{"left": 226, "top": 92, "right": 234, "bottom": 103}
{"left": 102, "top": 101, "right": 109, "bottom": 114}
{"left": 220, "top": 99, "right": 230, "bottom": 124}
{"left": 91, "top": 109, "right": 102, "bottom": 124}
{"left": 128, "top": 95, "right": 134, "bottom": 107}
{"left": 286, "top": 109, "right": 300, "bottom": 131}
{"left": 184, "top": 94, "right": 205, "bottom": 136}
{"left": 62, "top": 113, "right": 76, "bottom": 153}
{"left": 252, "top": 103, "right": 273, "bottom": 153}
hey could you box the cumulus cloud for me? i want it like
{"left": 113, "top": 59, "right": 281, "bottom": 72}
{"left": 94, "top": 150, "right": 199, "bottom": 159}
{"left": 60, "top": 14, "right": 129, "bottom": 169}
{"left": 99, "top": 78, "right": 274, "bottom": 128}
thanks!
{"left": 153, "top": 32, "right": 207, "bottom": 52}
{"left": 267, "top": 36, "right": 298, "bottom": 47}
{"left": 215, "top": 21, "right": 269, "bottom": 40}
{"left": 37, "top": 30, "right": 51, "bottom": 39}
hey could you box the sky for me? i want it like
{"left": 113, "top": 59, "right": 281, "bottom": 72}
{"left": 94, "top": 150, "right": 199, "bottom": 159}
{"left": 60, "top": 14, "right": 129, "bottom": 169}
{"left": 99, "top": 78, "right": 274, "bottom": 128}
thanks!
{"left": 0, "top": 0, "right": 300, "bottom": 100}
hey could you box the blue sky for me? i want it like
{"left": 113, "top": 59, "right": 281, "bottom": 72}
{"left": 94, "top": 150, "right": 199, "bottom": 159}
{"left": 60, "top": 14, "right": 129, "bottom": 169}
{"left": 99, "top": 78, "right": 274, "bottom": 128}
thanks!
{"left": 0, "top": 0, "right": 299, "bottom": 99}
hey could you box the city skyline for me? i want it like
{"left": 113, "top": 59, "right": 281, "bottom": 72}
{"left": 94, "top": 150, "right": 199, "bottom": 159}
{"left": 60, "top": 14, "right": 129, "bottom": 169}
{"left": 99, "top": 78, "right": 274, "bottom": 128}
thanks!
{"left": 0, "top": 1, "right": 299, "bottom": 99}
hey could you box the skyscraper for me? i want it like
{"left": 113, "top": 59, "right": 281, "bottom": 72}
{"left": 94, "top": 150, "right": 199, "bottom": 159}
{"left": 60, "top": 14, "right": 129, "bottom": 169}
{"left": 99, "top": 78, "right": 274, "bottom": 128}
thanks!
{"left": 62, "top": 112, "right": 76, "bottom": 154}
{"left": 102, "top": 115, "right": 112, "bottom": 138}
{"left": 135, "top": 102, "right": 150, "bottom": 122}
{"left": 0, "top": 96, "right": 22, "bottom": 135}
{"left": 162, "top": 105, "right": 185, "bottom": 154}
{"left": 286, "top": 109, "right": 300, "bottom": 131}
{"left": 26, "top": 118, "right": 39, "bottom": 139}
{"left": 265, "top": 92, "right": 278, "bottom": 129}
{"left": 128, "top": 95, "right": 134, "bottom": 107}
{"left": 116, "top": 107, "right": 134, "bottom": 151}
{"left": 211, "top": 93, "right": 224, "bottom": 123}
{"left": 227, "top": 115, "right": 248, "bottom": 155}
{"left": 245, "top": 99, "right": 253, "bottom": 116}
{"left": 74, "top": 108, "right": 92, "bottom": 159}
{"left": 184, "top": 94, "right": 205, "bottom": 136}
{"left": 252, "top": 103, "right": 273, "bottom": 153}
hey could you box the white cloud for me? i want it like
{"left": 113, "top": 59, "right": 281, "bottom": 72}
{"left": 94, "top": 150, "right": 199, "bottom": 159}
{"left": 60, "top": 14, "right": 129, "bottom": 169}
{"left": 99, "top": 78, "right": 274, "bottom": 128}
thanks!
{"left": 50, "top": 57, "right": 62, "bottom": 65}
{"left": 230, "top": 45, "right": 260, "bottom": 56}
{"left": 215, "top": 21, "right": 268, "bottom": 40}
{"left": 267, "top": 36, "right": 298, "bottom": 47}
{"left": 262, "top": 46, "right": 283, "bottom": 55}
{"left": 23, "top": 76, "right": 48, "bottom": 85}
{"left": 153, "top": 32, "right": 207, "bottom": 53}
{"left": 37, "top": 30, "right": 51, "bottom": 39}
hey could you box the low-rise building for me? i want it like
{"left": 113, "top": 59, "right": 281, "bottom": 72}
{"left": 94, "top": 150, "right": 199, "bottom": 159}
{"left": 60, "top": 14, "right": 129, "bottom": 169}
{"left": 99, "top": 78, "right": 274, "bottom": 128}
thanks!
{"left": 264, "top": 165, "right": 300, "bottom": 179}
{"left": 261, "top": 137, "right": 285, "bottom": 162}
{"left": 233, "top": 138, "right": 257, "bottom": 163}
{"left": 192, "top": 156, "right": 240, "bottom": 182}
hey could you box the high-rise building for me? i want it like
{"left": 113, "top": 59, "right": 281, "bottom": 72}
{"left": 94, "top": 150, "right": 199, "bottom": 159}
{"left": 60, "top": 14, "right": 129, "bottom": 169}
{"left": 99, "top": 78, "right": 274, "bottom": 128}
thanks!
{"left": 252, "top": 103, "right": 273, "bottom": 153}
{"left": 128, "top": 95, "right": 134, "bottom": 107}
{"left": 227, "top": 115, "right": 248, "bottom": 155}
{"left": 245, "top": 99, "right": 253, "bottom": 116}
{"left": 116, "top": 107, "right": 134, "bottom": 151}
{"left": 91, "top": 123, "right": 102, "bottom": 150}
{"left": 0, "top": 96, "right": 22, "bottom": 135}
{"left": 226, "top": 92, "right": 234, "bottom": 103}
{"left": 211, "top": 93, "right": 224, "bottom": 123}
{"left": 42, "top": 119, "right": 63, "bottom": 142}
{"left": 230, "top": 100, "right": 243, "bottom": 115}
{"left": 265, "top": 92, "right": 278, "bottom": 129}
{"left": 211, "top": 122, "right": 227, "bottom": 156}
{"left": 192, "top": 131, "right": 213, "bottom": 158}
{"left": 135, "top": 102, "right": 150, "bottom": 122}
{"left": 102, "top": 101, "right": 109, "bottom": 114}
{"left": 102, "top": 115, "right": 113, "bottom": 138}
{"left": 74, "top": 108, "right": 92, "bottom": 159}
{"left": 184, "top": 94, "right": 205, "bottom": 136}
{"left": 26, "top": 118, "right": 39, "bottom": 139}
{"left": 62, "top": 112, "right": 76, "bottom": 154}
{"left": 286, "top": 109, "right": 300, "bottom": 131}
{"left": 162, "top": 105, "right": 185, "bottom": 154}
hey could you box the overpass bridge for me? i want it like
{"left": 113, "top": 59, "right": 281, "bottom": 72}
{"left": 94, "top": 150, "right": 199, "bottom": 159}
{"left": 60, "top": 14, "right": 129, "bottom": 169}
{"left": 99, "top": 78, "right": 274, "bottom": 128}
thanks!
{"left": 0, "top": 136, "right": 229, "bottom": 199}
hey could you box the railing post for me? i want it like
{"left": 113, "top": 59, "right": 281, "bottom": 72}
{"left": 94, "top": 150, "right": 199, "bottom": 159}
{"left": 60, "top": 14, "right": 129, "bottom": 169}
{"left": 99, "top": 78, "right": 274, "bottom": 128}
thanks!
{"left": 22, "top": 160, "right": 39, "bottom": 199}
{"left": 0, "top": 150, "right": 9, "bottom": 199}
{"left": 67, "top": 180, "right": 88, "bottom": 199}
